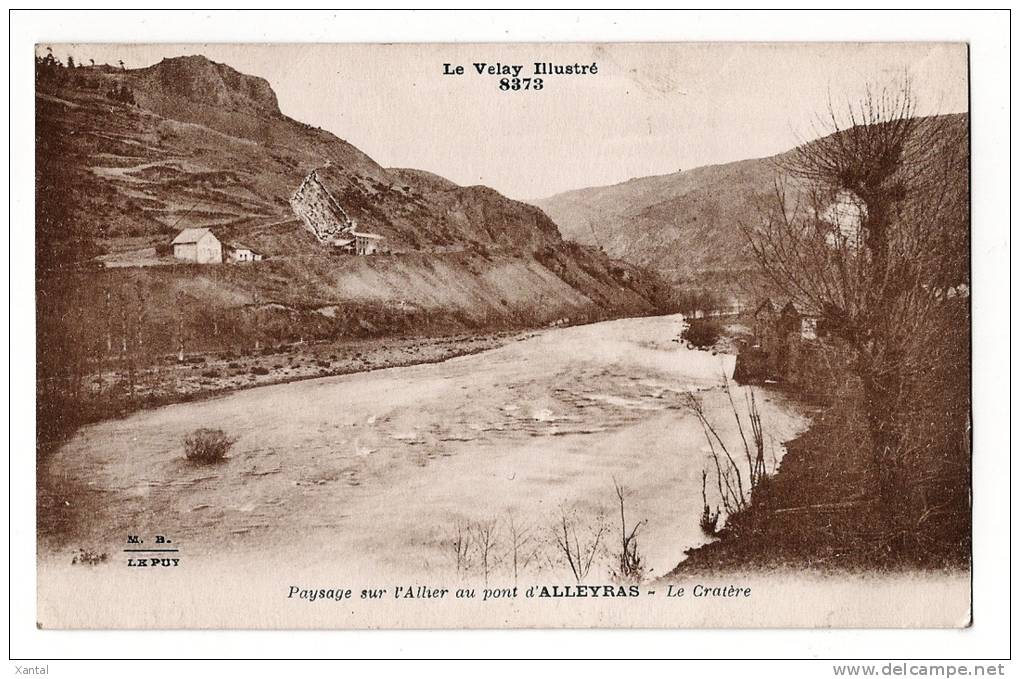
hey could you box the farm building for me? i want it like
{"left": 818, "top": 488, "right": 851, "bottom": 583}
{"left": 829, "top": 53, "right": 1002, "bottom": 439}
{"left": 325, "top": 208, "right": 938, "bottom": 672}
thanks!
{"left": 734, "top": 298, "right": 823, "bottom": 385}
{"left": 331, "top": 227, "right": 384, "bottom": 255}
{"left": 777, "top": 301, "right": 820, "bottom": 341}
{"left": 226, "top": 243, "right": 263, "bottom": 263}
{"left": 171, "top": 228, "right": 222, "bottom": 264}
{"left": 350, "top": 230, "right": 384, "bottom": 255}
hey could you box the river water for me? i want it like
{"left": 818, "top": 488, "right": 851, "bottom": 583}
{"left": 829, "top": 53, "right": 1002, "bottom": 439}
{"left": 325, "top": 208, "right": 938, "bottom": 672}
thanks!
{"left": 39, "top": 314, "right": 807, "bottom": 584}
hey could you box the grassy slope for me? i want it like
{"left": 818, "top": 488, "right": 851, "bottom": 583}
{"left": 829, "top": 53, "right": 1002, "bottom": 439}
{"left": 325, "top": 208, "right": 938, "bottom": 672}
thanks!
{"left": 534, "top": 158, "right": 772, "bottom": 283}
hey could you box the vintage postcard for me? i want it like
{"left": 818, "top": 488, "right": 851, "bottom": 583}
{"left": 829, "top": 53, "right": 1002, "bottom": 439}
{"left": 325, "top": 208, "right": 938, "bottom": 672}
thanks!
{"left": 35, "top": 42, "right": 970, "bottom": 629}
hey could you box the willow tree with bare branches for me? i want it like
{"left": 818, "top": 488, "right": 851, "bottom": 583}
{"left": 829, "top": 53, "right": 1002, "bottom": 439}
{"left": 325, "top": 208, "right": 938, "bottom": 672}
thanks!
{"left": 740, "top": 81, "right": 969, "bottom": 538}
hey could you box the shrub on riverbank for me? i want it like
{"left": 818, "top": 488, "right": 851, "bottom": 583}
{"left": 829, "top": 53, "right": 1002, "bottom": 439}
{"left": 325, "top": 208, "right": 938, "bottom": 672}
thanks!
{"left": 183, "top": 428, "right": 235, "bottom": 463}
{"left": 683, "top": 318, "right": 721, "bottom": 349}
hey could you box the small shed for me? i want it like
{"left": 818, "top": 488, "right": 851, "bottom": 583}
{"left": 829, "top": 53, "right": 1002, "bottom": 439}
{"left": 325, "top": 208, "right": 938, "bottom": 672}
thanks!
{"left": 226, "top": 242, "right": 263, "bottom": 263}
{"left": 778, "top": 301, "right": 820, "bottom": 341}
{"left": 171, "top": 228, "right": 222, "bottom": 264}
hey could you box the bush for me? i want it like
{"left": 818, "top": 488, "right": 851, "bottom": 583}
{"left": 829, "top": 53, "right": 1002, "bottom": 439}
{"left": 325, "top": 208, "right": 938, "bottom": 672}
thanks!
{"left": 684, "top": 319, "right": 721, "bottom": 349}
{"left": 183, "top": 428, "right": 235, "bottom": 463}
{"left": 250, "top": 365, "right": 270, "bottom": 375}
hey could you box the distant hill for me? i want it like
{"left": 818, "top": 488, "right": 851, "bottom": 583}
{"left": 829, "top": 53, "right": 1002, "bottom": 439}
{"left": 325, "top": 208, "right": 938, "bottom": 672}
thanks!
{"left": 532, "top": 113, "right": 969, "bottom": 290}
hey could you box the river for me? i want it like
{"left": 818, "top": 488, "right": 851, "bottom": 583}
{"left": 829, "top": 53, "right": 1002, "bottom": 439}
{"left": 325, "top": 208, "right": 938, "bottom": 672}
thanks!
{"left": 39, "top": 314, "right": 807, "bottom": 589}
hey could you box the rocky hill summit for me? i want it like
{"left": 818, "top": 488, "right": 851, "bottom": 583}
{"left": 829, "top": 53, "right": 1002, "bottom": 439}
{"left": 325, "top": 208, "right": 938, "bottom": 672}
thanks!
{"left": 132, "top": 55, "right": 281, "bottom": 116}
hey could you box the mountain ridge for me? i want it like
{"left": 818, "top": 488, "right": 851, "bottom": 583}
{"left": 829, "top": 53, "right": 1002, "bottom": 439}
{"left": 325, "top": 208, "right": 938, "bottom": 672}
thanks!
{"left": 532, "top": 113, "right": 969, "bottom": 287}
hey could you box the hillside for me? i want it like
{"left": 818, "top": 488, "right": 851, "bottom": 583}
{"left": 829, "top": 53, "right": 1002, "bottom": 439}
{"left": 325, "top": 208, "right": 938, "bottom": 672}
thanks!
{"left": 533, "top": 158, "right": 771, "bottom": 283}
{"left": 36, "top": 54, "right": 677, "bottom": 442}
{"left": 36, "top": 53, "right": 674, "bottom": 314}
{"left": 532, "top": 113, "right": 970, "bottom": 290}
{"left": 37, "top": 54, "right": 581, "bottom": 257}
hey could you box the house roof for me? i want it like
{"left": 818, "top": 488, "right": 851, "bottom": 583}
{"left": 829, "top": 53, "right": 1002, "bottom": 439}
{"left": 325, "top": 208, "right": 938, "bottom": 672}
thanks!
{"left": 753, "top": 299, "right": 776, "bottom": 315}
{"left": 349, "top": 230, "right": 384, "bottom": 240}
{"left": 780, "top": 300, "right": 820, "bottom": 317}
{"left": 227, "top": 242, "right": 260, "bottom": 254}
{"left": 171, "top": 227, "right": 215, "bottom": 245}
{"left": 332, "top": 238, "right": 355, "bottom": 247}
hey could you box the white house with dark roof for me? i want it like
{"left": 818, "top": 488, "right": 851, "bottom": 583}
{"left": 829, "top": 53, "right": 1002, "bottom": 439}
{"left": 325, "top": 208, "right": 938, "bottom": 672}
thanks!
{"left": 225, "top": 242, "right": 263, "bottom": 263}
{"left": 171, "top": 227, "right": 222, "bottom": 264}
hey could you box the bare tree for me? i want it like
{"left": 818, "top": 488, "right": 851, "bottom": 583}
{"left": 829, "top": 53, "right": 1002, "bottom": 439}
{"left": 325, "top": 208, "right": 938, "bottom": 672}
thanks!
{"left": 739, "top": 79, "right": 968, "bottom": 532}
{"left": 552, "top": 508, "right": 607, "bottom": 583}
{"left": 176, "top": 293, "right": 186, "bottom": 363}
{"left": 451, "top": 521, "right": 472, "bottom": 576}
{"left": 474, "top": 519, "right": 500, "bottom": 586}
{"left": 585, "top": 218, "right": 605, "bottom": 252}
{"left": 506, "top": 512, "right": 539, "bottom": 584}
{"left": 118, "top": 293, "right": 128, "bottom": 357}
{"left": 104, "top": 288, "right": 113, "bottom": 354}
{"left": 684, "top": 376, "right": 770, "bottom": 517}
{"left": 699, "top": 470, "right": 720, "bottom": 536}
{"left": 251, "top": 289, "right": 261, "bottom": 353}
{"left": 135, "top": 287, "right": 145, "bottom": 352}
{"left": 685, "top": 390, "right": 746, "bottom": 514}
{"left": 612, "top": 480, "right": 646, "bottom": 581}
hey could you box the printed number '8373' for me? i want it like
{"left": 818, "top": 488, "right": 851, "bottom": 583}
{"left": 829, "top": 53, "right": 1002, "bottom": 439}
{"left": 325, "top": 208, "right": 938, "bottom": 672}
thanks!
{"left": 499, "top": 78, "right": 544, "bottom": 91}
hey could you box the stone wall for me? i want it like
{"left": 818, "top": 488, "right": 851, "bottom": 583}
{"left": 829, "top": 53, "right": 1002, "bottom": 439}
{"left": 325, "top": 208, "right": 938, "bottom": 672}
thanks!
{"left": 290, "top": 170, "right": 353, "bottom": 243}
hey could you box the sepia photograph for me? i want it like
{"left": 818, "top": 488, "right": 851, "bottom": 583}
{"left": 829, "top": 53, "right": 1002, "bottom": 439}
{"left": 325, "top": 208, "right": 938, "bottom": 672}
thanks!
{"left": 30, "top": 37, "right": 976, "bottom": 631}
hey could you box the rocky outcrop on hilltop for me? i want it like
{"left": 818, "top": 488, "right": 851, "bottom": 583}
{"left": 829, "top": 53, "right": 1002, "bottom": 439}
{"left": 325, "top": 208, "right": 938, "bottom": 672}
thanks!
{"left": 133, "top": 55, "right": 281, "bottom": 116}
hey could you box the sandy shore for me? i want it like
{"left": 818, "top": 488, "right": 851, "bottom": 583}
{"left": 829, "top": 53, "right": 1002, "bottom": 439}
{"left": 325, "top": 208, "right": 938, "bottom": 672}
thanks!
{"left": 66, "top": 330, "right": 530, "bottom": 430}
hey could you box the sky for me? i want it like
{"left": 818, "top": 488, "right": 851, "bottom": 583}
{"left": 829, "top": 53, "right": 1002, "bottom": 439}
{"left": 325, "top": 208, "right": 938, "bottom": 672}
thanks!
{"left": 50, "top": 43, "right": 968, "bottom": 200}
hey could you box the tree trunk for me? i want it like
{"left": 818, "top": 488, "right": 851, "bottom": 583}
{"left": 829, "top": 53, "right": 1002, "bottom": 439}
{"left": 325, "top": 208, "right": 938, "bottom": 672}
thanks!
{"left": 861, "top": 370, "right": 909, "bottom": 546}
